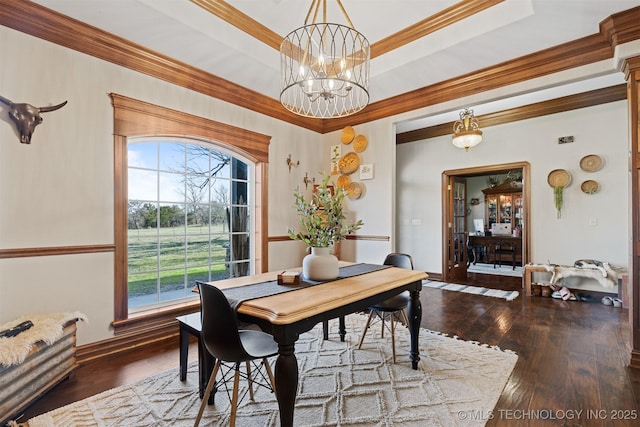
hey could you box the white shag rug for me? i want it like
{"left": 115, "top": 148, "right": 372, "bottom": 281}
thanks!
{"left": 22, "top": 314, "right": 517, "bottom": 427}
{"left": 423, "top": 281, "right": 520, "bottom": 301}
{"left": 0, "top": 312, "right": 87, "bottom": 367}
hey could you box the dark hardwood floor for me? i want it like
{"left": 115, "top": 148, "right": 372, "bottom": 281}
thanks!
{"left": 16, "top": 272, "right": 640, "bottom": 426}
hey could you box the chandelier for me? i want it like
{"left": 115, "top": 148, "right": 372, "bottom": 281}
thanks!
{"left": 280, "top": 0, "right": 370, "bottom": 119}
{"left": 452, "top": 108, "right": 483, "bottom": 151}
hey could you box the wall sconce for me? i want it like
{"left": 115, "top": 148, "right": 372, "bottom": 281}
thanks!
{"left": 286, "top": 154, "right": 299, "bottom": 172}
{"left": 303, "top": 172, "right": 315, "bottom": 189}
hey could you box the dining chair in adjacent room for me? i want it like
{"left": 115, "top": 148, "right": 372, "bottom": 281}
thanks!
{"left": 357, "top": 253, "right": 413, "bottom": 363}
{"left": 194, "top": 282, "right": 278, "bottom": 427}
{"left": 493, "top": 240, "right": 516, "bottom": 270}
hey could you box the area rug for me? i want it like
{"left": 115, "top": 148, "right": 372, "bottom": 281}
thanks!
{"left": 424, "top": 280, "right": 520, "bottom": 301}
{"left": 22, "top": 315, "right": 517, "bottom": 427}
{"left": 467, "top": 263, "right": 523, "bottom": 278}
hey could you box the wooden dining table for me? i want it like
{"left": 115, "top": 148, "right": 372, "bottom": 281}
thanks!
{"left": 203, "top": 262, "right": 427, "bottom": 427}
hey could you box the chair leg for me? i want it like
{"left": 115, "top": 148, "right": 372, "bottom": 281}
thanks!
{"left": 400, "top": 309, "right": 410, "bottom": 327}
{"left": 357, "top": 310, "right": 375, "bottom": 349}
{"left": 263, "top": 358, "right": 276, "bottom": 395}
{"left": 246, "top": 361, "right": 254, "bottom": 400}
{"left": 390, "top": 313, "right": 396, "bottom": 363}
{"left": 230, "top": 364, "right": 241, "bottom": 427}
{"left": 194, "top": 360, "right": 221, "bottom": 427}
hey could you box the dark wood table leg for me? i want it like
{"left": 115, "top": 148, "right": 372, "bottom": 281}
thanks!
{"left": 179, "top": 323, "right": 189, "bottom": 381}
{"left": 407, "top": 287, "right": 422, "bottom": 370}
{"left": 322, "top": 316, "right": 345, "bottom": 341}
{"left": 274, "top": 342, "right": 298, "bottom": 427}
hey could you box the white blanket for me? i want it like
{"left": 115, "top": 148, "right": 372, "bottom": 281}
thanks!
{"left": 534, "top": 264, "right": 618, "bottom": 288}
{"left": 0, "top": 312, "right": 87, "bottom": 367}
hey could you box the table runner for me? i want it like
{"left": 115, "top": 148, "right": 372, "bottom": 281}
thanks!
{"left": 203, "top": 263, "right": 391, "bottom": 310}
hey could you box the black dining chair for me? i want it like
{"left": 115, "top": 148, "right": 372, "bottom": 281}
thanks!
{"left": 194, "top": 282, "right": 278, "bottom": 427}
{"left": 493, "top": 241, "right": 516, "bottom": 270}
{"left": 357, "top": 253, "right": 413, "bottom": 363}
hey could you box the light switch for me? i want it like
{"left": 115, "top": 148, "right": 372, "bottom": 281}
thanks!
{"left": 589, "top": 217, "right": 597, "bottom": 226}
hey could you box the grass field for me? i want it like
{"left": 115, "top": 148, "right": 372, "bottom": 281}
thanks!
{"left": 127, "top": 224, "right": 248, "bottom": 300}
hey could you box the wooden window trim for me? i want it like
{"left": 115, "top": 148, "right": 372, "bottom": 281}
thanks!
{"left": 110, "top": 94, "right": 270, "bottom": 331}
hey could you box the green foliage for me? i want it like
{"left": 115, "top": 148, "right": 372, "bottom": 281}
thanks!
{"left": 288, "top": 175, "right": 363, "bottom": 248}
{"left": 554, "top": 185, "right": 564, "bottom": 218}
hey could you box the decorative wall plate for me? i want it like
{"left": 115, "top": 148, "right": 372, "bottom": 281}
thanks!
{"left": 581, "top": 180, "right": 599, "bottom": 194}
{"left": 547, "top": 169, "right": 571, "bottom": 187}
{"left": 336, "top": 174, "right": 351, "bottom": 189}
{"left": 340, "top": 126, "right": 355, "bottom": 144}
{"left": 579, "top": 154, "right": 603, "bottom": 172}
{"left": 338, "top": 152, "right": 360, "bottom": 175}
{"left": 353, "top": 134, "right": 368, "bottom": 152}
{"left": 347, "top": 182, "right": 363, "bottom": 199}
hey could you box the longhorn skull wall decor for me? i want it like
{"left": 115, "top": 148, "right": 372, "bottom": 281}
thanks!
{"left": 0, "top": 95, "right": 67, "bottom": 144}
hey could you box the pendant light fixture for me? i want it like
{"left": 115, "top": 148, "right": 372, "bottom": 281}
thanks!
{"left": 452, "top": 108, "right": 483, "bottom": 151}
{"left": 280, "top": 0, "right": 370, "bottom": 119}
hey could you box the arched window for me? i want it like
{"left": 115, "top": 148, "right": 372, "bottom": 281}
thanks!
{"left": 111, "top": 94, "right": 270, "bottom": 331}
{"left": 127, "top": 137, "right": 254, "bottom": 310}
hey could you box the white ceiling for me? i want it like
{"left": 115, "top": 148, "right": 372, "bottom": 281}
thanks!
{"left": 33, "top": 0, "right": 640, "bottom": 132}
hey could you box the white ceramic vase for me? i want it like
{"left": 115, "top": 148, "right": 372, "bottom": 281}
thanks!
{"left": 302, "top": 247, "right": 339, "bottom": 281}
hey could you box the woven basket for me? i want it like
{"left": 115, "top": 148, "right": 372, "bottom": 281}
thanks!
{"left": 579, "top": 154, "right": 603, "bottom": 172}
{"left": 547, "top": 169, "right": 571, "bottom": 187}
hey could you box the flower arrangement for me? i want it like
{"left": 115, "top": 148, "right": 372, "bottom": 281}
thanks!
{"left": 288, "top": 175, "right": 363, "bottom": 248}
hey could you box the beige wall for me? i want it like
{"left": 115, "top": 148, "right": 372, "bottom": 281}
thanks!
{"left": 0, "top": 24, "right": 635, "bottom": 345}
{"left": 396, "top": 101, "right": 630, "bottom": 284}
{"left": 0, "top": 27, "right": 324, "bottom": 344}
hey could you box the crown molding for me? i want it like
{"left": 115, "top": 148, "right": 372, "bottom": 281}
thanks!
{"left": 396, "top": 84, "right": 628, "bottom": 144}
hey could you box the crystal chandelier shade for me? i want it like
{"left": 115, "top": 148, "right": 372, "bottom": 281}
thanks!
{"left": 280, "top": 6, "right": 370, "bottom": 118}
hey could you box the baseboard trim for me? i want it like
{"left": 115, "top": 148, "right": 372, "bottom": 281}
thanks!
{"left": 629, "top": 349, "right": 640, "bottom": 370}
{"left": 76, "top": 320, "right": 179, "bottom": 363}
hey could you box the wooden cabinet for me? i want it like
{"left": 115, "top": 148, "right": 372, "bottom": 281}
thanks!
{"left": 482, "top": 180, "right": 523, "bottom": 230}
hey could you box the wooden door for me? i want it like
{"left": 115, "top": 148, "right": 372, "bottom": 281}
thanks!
{"left": 449, "top": 176, "right": 468, "bottom": 281}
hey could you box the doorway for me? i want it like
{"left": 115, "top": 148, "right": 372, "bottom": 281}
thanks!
{"left": 442, "top": 162, "right": 530, "bottom": 284}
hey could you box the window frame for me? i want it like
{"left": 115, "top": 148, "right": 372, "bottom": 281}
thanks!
{"left": 110, "top": 94, "right": 270, "bottom": 332}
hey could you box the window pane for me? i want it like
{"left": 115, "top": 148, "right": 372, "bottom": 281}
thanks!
{"left": 159, "top": 235, "right": 186, "bottom": 270}
{"left": 210, "top": 179, "right": 230, "bottom": 205}
{"left": 128, "top": 142, "right": 157, "bottom": 169}
{"left": 188, "top": 270, "right": 211, "bottom": 290}
{"left": 211, "top": 233, "right": 231, "bottom": 264}
{"left": 128, "top": 272, "right": 158, "bottom": 308}
{"left": 187, "top": 234, "right": 210, "bottom": 266}
{"left": 159, "top": 172, "right": 185, "bottom": 203}
{"left": 230, "top": 206, "right": 249, "bottom": 233}
{"left": 128, "top": 169, "right": 157, "bottom": 201}
{"left": 230, "top": 233, "right": 250, "bottom": 262}
{"left": 186, "top": 145, "right": 215, "bottom": 174}
{"left": 230, "top": 261, "right": 250, "bottom": 278}
{"left": 159, "top": 268, "right": 187, "bottom": 302}
{"left": 159, "top": 141, "right": 185, "bottom": 172}
{"left": 157, "top": 203, "right": 186, "bottom": 230}
{"left": 128, "top": 202, "right": 158, "bottom": 230}
{"left": 128, "top": 236, "right": 158, "bottom": 274}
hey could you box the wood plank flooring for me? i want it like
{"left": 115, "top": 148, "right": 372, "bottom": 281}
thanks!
{"left": 16, "top": 272, "right": 640, "bottom": 426}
